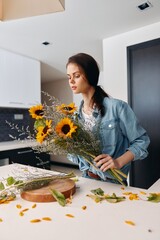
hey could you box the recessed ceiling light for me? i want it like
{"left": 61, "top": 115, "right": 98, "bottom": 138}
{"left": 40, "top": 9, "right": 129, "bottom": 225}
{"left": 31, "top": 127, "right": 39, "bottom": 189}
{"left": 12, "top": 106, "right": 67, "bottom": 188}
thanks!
{"left": 137, "top": 1, "right": 153, "bottom": 11}
{"left": 42, "top": 41, "right": 51, "bottom": 46}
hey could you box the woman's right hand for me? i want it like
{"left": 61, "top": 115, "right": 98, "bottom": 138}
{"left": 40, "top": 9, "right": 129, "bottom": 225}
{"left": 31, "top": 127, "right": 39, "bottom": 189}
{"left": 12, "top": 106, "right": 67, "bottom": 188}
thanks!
{"left": 94, "top": 154, "right": 119, "bottom": 172}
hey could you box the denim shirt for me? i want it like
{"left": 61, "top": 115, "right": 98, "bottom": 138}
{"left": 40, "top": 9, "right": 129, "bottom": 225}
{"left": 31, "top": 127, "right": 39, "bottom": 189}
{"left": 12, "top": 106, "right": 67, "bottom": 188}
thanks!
{"left": 67, "top": 97, "right": 150, "bottom": 181}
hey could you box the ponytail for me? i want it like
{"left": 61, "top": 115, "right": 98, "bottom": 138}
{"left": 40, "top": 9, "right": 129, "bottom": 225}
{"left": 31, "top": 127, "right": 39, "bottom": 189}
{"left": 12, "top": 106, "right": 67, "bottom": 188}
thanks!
{"left": 92, "top": 86, "right": 109, "bottom": 116}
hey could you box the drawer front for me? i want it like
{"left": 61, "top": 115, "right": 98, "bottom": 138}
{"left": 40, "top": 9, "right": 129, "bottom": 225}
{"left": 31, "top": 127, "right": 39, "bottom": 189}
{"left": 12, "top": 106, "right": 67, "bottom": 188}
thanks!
{"left": 9, "top": 148, "right": 50, "bottom": 170}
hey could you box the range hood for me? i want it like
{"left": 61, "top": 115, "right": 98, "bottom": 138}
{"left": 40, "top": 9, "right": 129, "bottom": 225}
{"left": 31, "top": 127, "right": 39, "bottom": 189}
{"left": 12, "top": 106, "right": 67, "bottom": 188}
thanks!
{"left": 0, "top": 0, "right": 65, "bottom": 21}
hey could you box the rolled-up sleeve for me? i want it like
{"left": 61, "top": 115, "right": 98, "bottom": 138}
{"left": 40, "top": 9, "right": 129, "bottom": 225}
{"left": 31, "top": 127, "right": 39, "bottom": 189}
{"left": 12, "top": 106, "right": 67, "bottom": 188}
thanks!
{"left": 67, "top": 154, "right": 90, "bottom": 171}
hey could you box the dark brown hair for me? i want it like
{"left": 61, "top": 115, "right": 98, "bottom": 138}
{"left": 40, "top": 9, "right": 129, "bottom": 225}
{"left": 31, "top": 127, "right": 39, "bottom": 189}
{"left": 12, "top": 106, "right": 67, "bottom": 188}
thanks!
{"left": 66, "top": 53, "right": 109, "bottom": 116}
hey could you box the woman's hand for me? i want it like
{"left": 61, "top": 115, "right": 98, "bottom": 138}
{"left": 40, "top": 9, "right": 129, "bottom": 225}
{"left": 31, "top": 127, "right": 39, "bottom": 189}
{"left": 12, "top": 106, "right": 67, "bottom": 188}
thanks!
{"left": 94, "top": 151, "right": 134, "bottom": 172}
{"left": 94, "top": 154, "right": 120, "bottom": 172}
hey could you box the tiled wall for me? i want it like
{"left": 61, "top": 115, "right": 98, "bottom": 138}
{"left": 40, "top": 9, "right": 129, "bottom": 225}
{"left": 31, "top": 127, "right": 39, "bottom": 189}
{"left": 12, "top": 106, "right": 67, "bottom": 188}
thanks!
{"left": 0, "top": 108, "right": 32, "bottom": 142}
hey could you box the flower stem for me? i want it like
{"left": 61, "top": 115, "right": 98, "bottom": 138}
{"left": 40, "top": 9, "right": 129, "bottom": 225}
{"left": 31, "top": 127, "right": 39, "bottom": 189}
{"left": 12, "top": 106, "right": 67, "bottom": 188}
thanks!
{"left": 82, "top": 156, "right": 99, "bottom": 171}
{"left": 79, "top": 149, "right": 96, "bottom": 159}
{"left": 108, "top": 169, "right": 127, "bottom": 186}
{"left": 114, "top": 168, "right": 127, "bottom": 178}
{"left": 0, "top": 172, "right": 76, "bottom": 196}
{"left": 111, "top": 169, "right": 123, "bottom": 181}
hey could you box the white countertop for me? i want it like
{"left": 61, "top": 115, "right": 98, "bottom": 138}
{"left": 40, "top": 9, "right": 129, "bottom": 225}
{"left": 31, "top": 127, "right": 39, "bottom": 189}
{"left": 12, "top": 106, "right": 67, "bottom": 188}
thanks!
{"left": 0, "top": 163, "right": 160, "bottom": 240}
{"left": 0, "top": 140, "right": 37, "bottom": 151}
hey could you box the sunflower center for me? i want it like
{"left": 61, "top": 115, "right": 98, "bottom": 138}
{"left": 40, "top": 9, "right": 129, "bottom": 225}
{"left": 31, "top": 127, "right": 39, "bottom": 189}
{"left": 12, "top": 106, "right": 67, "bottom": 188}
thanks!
{"left": 35, "top": 110, "right": 43, "bottom": 116}
{"left": 63, "top": 107, "right": 73, "bottom": 111}
{"left": 43, "top": 126, "right": 49, "bottom": 134}
{"left": 62, "top": 124, "right": 70, "bottom": 134}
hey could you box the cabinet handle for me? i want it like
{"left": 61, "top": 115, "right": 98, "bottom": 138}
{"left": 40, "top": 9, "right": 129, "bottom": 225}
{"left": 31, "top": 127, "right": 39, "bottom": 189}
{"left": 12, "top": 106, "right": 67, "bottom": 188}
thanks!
{"left": 17, "top": 150, "right": 33, "bottom": 154}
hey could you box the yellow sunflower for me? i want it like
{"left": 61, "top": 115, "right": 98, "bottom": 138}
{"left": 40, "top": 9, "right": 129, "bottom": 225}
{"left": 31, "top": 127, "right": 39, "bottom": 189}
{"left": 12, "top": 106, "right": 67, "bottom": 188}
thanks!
{"left": 55, "top": 118, "right": 77, "bottom": 138}
{"left": 29, "top": 104, "right": 44, "bottom": 119}
{"left": 36, "top": 120, "right": 52, "bottom": 143}
{"left": 57, "top": 103, "right": 77, "bottom": 115}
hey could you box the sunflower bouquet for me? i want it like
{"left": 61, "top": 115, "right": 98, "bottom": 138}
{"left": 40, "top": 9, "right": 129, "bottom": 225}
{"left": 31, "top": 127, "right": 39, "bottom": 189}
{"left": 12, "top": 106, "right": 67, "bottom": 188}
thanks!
{"left": 27, "top": 92, "right": 127, "bottom": 185}
{"left": 28, "top": 93, "right": 100, "bottom": 160}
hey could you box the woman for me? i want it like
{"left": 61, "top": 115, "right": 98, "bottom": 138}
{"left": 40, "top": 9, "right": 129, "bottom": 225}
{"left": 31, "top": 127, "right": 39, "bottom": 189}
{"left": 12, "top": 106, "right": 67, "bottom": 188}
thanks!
{"left": 66, "top": 53, "right": 150, "bottom": 184}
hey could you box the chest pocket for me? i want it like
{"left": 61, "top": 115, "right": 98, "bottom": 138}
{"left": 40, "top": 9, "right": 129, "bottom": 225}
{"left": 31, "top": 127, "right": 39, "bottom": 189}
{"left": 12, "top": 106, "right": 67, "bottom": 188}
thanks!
{"left": 99, "top": 119, "right": 121, "bottom": 148}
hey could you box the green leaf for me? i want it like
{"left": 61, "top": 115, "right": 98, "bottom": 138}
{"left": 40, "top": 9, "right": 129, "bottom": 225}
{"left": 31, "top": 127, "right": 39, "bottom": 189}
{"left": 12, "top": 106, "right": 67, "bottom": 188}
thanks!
{"left": 106, "top": 198, "right": 118, "bottom": 203}
{"left": 6, "top": 176, "right": 15, "bottom": 186}
{"left": 0, "top": 182, "right": 5, "bottom": 190}
{"left": 105, "top": 193, "right": 126, "bottom": 203}
{"left": 34, "top": 119, "right": 46, "bottom": 130}
{"left": 88, "top": 190, "right": 126, "bottom": 203}
{"left": 50, "top": 189, "right": 66, "bottom": 207}
{"left": 14, "top": 180, "right": 24, "bottom": 185}
{"left": 86, "top": 194, "right": 103, "bottom": 203}
{"left": 147, "top": 193, "right": 160, "bottom": 203}
{"left": 91, "top": 188, "right": 104, "bottom": 196}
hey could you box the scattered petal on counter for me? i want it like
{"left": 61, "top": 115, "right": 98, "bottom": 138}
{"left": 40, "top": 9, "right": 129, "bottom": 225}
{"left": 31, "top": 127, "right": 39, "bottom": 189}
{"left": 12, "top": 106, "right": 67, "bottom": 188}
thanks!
{"left": 121, "top": 187, "right": 125, "bottom": 190}
{"left": 42, "top": 217, "right": 52, "bottom": 221}
{"left": 21, "top": 208, "right": 29, "bottom": 212}
{"left": 123, "top": 192, "right": 133, "bottom": 195}
{"left": 82, "top": 205, "right": 87, "bottom": 210}
{"left": 32, "top": 203, "right": 37, "bottom": 208}
{"left": 125, "top": 220, "right": 135, "bottom": 226}
{"left": 0, "top": 193, "right": 16, "bottom": 204}
{"left": 1, "top": 200, "right": 9, "bottom": 204}
{"left": 122, "top": 191, "right": 139, "bottom": 200}
{"left": 66, "top": 191, "right": 73, "bottom": 204}
{"left": 67, "top": 199, "right": 72, "bottom": 204}
{"left": 16, "top": 204, "right": 22, "bottom": 209}
{"left": 19, "top": 212, "right": 24, "bottom": 217}
{"left": 65, "top": 214, "right": 74, "bottom": 218}
{"left": 140, "top": 191, "right": 147, "bottom": 195}
{"left": 129, "top": 193, "right": 139, "bottom": 200}
{"left": 30, "top": 219, "right": 41, "bottom": 223}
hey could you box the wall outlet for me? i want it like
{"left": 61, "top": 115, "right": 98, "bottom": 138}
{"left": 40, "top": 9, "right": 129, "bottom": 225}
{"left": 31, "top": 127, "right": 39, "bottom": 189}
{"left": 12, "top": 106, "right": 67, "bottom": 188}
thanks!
{"left": 14, "top": 114, "right": 24, "bottom": 120}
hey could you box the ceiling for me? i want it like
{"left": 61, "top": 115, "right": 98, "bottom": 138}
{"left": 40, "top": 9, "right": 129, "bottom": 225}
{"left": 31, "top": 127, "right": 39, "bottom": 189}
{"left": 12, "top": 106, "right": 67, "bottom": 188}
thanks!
{"left": 0, "top": 0, "right": 160, "bottom": 83}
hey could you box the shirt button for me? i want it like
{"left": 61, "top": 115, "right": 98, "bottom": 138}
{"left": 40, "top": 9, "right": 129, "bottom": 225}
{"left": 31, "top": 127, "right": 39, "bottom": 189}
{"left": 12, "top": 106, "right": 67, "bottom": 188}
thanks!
{"left": 108, "top": 124, "right": 112, "bottom": 128}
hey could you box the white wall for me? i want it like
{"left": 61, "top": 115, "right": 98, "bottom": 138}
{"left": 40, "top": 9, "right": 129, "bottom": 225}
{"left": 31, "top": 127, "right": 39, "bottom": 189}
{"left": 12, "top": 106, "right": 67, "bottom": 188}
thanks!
{"left": 41, "top": 79, "right": 73, "bottom": 104}
{"left": 103, "top": 21, "right": 160, "bottom": 102}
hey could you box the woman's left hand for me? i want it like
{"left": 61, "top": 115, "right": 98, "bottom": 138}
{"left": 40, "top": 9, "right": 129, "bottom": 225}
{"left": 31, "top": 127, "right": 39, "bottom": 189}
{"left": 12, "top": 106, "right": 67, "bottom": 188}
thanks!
{"left": 94, "top": 154, "right": 119, "bottom": 172}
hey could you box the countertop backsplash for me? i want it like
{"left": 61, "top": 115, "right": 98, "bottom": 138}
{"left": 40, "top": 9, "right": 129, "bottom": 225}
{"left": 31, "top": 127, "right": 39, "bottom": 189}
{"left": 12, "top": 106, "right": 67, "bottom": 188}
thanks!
{"left": 0, "top": 108, "right": 33, "bottom": 142}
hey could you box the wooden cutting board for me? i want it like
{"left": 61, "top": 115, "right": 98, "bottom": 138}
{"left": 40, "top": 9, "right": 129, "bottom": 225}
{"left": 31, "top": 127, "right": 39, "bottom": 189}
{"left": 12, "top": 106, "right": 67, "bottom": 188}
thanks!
{"left": 20, "top": 178, "right": 76, "bottom": 202}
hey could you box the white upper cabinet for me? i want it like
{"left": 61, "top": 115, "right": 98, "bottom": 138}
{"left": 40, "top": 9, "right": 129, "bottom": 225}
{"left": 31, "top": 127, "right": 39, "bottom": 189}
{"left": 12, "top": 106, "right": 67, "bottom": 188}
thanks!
{"left": 0, "top": 48, "right": 41, "bottom": 109}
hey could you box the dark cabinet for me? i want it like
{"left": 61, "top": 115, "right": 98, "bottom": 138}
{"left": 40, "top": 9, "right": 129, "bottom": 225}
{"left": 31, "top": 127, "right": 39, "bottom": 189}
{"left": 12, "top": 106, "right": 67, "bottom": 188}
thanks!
{"left": 0, "top": 147, "right": 50, "bottom": 170}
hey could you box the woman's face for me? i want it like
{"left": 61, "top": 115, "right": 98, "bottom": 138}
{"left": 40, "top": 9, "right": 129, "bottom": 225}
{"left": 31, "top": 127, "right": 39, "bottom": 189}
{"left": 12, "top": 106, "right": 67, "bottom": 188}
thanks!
{"left": 67, "top": 63, "right": 92, "bottom": 94}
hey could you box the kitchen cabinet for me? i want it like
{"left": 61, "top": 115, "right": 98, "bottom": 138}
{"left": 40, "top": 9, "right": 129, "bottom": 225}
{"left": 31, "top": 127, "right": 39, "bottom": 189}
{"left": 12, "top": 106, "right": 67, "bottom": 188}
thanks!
{"left": 0, "top": 147, "right": 50, "bottom": 170}
{"left": 9, "top": 148, "right": 50, "bottom": 169}
{"left": 0, "top": 48, "right": 41, "bottom": 108}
